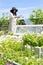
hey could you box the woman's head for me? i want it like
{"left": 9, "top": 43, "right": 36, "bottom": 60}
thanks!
{"left": 10, "top": 7, "right": 18, "bottom": 15}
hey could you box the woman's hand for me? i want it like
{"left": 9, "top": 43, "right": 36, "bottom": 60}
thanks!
{"left": 14, "top": 16, "right": 21, "bottom": 18}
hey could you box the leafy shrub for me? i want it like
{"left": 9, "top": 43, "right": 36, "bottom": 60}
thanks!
{"left": 9, "top": 32, "right": 14, "bottom": 35}
{"left": 0, "top": 34, "right": 43, "bottom": 65}
{"left": 0, "top": 39, "right": 23, "bottom": 59}
{"left": 0, "top": 13, "right": 9, "bottom": 32}
{"left": 0, "top": 58, "right": 5, "bottom": 65}
{"left": 22, "top": 33, "right": 38, "bottom": 47}
{"left": 29, "top": 9, "right": 43, "bottom": 24}
{"left": 23, "top": 48, "right": 32, "bottom": 57}
{"left": 38, "top": 34, "right": 43, "bottom": 47}
{"left": 22, "top": 33, "right": 43, "bottom": 47}
{"left": 0, "top": 31, "right": 4, "bottom": 36}
{"left": 16, "top": 19, "right": 26, "bottom": 25}
{"left": 0, "top": 38, "right": 34, "bottom": 65}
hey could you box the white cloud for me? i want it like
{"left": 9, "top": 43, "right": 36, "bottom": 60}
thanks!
{"left": 18, "top": 7, "right": 36, "bottom": 11}
{"left": 0, "top": 7, "right": 36, "bottom": 18}
{"left": 0, "top": 6, "right": 35, "bottom": 13}
{"left": 0, "top": 9, "right": 10, "bottom": 17}
{"left": 0, "top": 9, "right": 10, "bottom": 13}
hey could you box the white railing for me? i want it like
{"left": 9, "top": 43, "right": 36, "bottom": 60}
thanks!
{"left": 16, "top": 25, "right": 43, "bottom": 27}
{"left": 14, "top": 25, "right": 43, "bottom": 35}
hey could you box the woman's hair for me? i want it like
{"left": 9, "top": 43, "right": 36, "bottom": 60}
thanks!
{"left": 10, "top": 10, "right": 17, "bottom": 16}
{"left": 10, "top": 7, "right": 18, "bottom": 16}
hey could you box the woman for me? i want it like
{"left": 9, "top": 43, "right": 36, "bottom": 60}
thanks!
{"left": 9, "top": 7, "right": 20, "bottom": 33}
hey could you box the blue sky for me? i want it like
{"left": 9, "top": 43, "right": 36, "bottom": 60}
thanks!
{"left": 0, "top": 0, "right": 43, "bottom": 18}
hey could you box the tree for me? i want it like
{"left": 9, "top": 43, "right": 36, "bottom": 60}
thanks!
{"left": 29, "top": 9, "right": 43, "bottom": 24}
{"left": 0, "top": 13, "right": 9, "bottom": 31}
{"left": 16, "top": 19, "right": 26, "bottom": 25}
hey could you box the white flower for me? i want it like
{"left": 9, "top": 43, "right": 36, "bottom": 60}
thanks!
{"left": 41, "top": 31, "right": 43, "bottom": 34}
{"left": 25, "top": 57, "right": 28, "bottom": 60}
{"left": 32, "top": 56, "right": 35, "bottom": 58}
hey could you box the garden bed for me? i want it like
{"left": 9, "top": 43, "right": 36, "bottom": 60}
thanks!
{"left": 0, "top": 32, "right": 43, "bottom": 65}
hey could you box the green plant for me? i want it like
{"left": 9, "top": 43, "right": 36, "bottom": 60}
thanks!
{"left": 38, "top": 34, "right": 43, "bottom": 47}
{"left": 16, "top": 19, "right": 26, "bottom": 25}
{"left": 9, "top": 32, "right": 14, "bottom": 35}
{"left": 22, "top": 33, "right": 38, "bottom": 47}
{"left": 0, "top": 58, "right": 5, "bottom": 65}
{"left": 29, "top": 9, "right": 43, "bottom": 24}
{"left": 22, "top": 32, "right": 43, "bottom": 47}
{"left": 0, "top": 13, "right": 9, "bottom": 33}
{"left": 0, "top": 34, "right": 43, "bottom": 65}
{"left": 0, "top": 31, "right": 4, "bottom": 36}
{"left": 0, "top": 38, "right": 32, "bottom": 65}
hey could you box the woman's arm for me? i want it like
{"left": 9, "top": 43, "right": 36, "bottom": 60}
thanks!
{"left": 10, "top": 13, "right": 21, "bottom": 18}
{"left": 14, "top": 16, "right": 20, "bottom": 18}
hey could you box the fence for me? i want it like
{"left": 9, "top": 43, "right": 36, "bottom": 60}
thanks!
{"left": 14, "top": 25, "right": 43, "bottom": 35}
{"left": 0, "top": 24, "right": 43, "bottom": 36}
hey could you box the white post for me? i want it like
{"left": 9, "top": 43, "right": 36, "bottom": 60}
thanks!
{"left": 39, "top": 47, "right": 42, "bottom": 58}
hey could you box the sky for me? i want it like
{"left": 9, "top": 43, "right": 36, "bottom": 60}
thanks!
{"left": 0, "top": 0, "right": 43, "bottom": 18}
